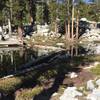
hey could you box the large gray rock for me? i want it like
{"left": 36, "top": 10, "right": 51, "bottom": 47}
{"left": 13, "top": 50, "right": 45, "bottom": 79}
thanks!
{"left": 80, "top": 29, "right": 100, "bottom": 42}
{"left": 81, "top": 43, "right": 100, "bottom": 55}
{"left": 37, "top": 24, "right": 50, "bottom": 36}
{"left": 60, "top": 87, "right": 82, "bottom": 100}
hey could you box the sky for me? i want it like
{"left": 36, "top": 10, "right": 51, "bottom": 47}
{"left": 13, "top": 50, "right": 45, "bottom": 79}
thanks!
{"left": 58, "top": 0, "right": 95, "bottom": 4}
{"left": 83, "top": 0, "right": 95, "bottom": 3}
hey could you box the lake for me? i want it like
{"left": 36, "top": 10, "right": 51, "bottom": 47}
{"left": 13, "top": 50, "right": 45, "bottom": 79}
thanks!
{"left": 0, "top": 43, "right": 100, "bottom": 78}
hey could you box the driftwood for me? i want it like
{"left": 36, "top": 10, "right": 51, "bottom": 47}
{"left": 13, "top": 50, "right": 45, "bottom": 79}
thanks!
{"left": 19, "top": 50, "right": 70, "bottom": 71}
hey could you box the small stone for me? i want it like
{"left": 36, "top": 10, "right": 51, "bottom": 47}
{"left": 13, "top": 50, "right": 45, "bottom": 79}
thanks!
{"left": 69, "top": 72, "right": 78, "bottom": 78}
{"left": 87, "top": 94, "right": 97, "bottom": 100}
{"left": 4, "top": 34, "right": 9, "bottom": 40}
{"left": 52, "top": 92, "right": 58, "bottom": 97}
{"left": 87, "top": 88, "right": 100, "bottom": 100}
{"left": 87, "top": 80, "right": 95, "bottom": 91}
{"left": 60, "top": 96, "right": 78, "bottom": 100}
{"left": 26, "top": 36, "right": 30, "bottom": 39}
{"left": 32, "top": 39, "right": 34, "bottom": 42}
{"left": 96, "top": 79, "right": 100, "bottom": 87}
{"left": 56, "top": 43, "right": 64, "bottom": 47}
{"left": 42, "top": 40, "right": 45, "bottom": 42}
{"left": 79, "top": 87, "right": 84, "bottom": 91}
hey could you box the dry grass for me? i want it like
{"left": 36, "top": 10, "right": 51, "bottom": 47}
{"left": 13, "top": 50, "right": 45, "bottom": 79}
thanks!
{"left": 15, "top": 86, "right": 43, "bottom": 100}
{"left": 0, "top": 77, "right": 22, "bottom": 93}
{"left": 90, "top": 64, "right": 100, "bottom": 75}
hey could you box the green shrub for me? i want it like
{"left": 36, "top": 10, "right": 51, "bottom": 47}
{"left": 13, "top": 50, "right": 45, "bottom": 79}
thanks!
{"left": 15, "top": 86, "right": 43, "bottom": 100}
{"left": 0, "top": 70, "right": 37, "bottom": 93}
{"left": 90, "top": 64, "right": 100, "bottom": 75}
{"left": 0, "top": 77, "right": 22, "bottom": 93}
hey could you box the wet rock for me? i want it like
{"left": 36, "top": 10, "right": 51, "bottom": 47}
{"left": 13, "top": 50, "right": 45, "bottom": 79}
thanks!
{"left": 87, "top": 80, "right": 95, "bottom": 91}
{"left": 60, "top": 87, "right": 82, "bottom": 100}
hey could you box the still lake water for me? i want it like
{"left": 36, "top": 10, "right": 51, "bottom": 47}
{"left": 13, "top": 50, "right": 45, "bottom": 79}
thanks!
{"left": 0, "top": 44, "right": 100, "bottom": 78}
{"left": 0, "top": 47, "right": 37, "bottom": 77}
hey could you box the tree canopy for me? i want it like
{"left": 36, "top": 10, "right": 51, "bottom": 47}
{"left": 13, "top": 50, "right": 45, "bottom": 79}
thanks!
{"left": 0, "top": 0, "right": 100, "bottom": 26}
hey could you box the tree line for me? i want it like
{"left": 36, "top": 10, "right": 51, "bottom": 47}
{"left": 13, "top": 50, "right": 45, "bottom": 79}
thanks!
{"left": 0, "top": 0, "right": 100, "bottom": 40}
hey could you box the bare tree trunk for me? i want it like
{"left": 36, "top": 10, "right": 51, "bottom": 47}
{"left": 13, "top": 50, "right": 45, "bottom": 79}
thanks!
{"left": 76, "top": 10, "right": 79, "bottom": 40}
{"left": 9, "top": 0, "right": 12, "bottom": 20}
{"left": 30, "top": 16, "right": 33, "bottom": 24}
{"left": 75, "top": 45, "right": 78, "bottom": 56}
{"left": 55, "top": 21, "right": 57, "bottom": 33}
{"left": 67, "top": 20, "right": 70, "bottom": 40}
{"left": 29, "top": 0, "right": 36, "bottom": 24}
{"left": 67, "top": 0, "right": 70, "bottom": 41}
{"left": 70, "top": 45, "right": 74, "bottom": 57}
{"left": 71, "top": 5, "right": 74, "bottom": 41}
{"left": 11, "top": 51, "right": 13, "bottom": 65}
{"left": 8, "top": 18, "right": 12, "bottom": 37}
{"left": 18, "top": 26, "right": 23, "bottom": 45}
{"left": 65, "top": 21, "right": 68, "bottom": 40}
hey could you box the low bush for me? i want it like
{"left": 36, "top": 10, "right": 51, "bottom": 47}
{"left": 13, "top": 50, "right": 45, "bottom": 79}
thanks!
{"left": 0, "top": 77, "right": 22, "bottom": 93}
{"left": 90, "top": 64, "right": 100, "bottom": 75}
{"left": 15, "top": 86, "right": 43, "bottom": 100}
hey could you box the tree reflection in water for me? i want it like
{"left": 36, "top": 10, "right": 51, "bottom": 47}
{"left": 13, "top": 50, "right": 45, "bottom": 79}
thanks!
{"left": 0, "top": 47, "right": 36, "bottom": 77}
{"left": 0, "top": 45, "right": 86, "bottom": 78}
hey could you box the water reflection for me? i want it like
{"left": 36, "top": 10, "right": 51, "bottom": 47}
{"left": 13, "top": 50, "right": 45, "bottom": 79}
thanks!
{"left": 0, "top": 43, "right": 100, "bottom": 78}
{"left": 0, "top": 47, "right": 37, "bottom": 77}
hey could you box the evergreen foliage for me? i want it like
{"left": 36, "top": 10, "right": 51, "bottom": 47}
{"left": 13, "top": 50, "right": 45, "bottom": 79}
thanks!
{"left": 0, "top": 0, "right": 100, "bottom": 26}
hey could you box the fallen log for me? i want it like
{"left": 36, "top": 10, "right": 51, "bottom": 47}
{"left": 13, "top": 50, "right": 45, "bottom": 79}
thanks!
{"left": 18, "top": 50, "right": 70, "bottom": 71}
